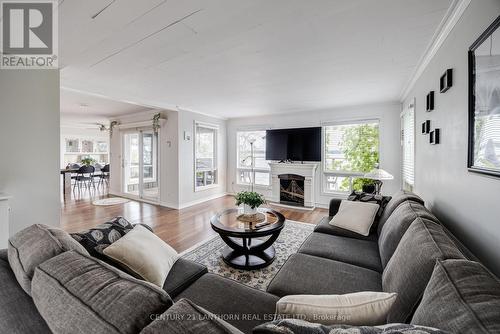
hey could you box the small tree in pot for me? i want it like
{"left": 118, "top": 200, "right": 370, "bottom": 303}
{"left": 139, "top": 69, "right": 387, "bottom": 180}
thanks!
{"left": 235, "top": 191, "right": 266, "bottom": 215}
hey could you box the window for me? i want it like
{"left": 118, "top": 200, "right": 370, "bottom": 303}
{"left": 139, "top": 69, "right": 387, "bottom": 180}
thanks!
{"left": 195, "top": 122, "right": 218, "bottom": 190}
{"left": 237, "top": 130, "right": 270, "bottom": 186}
{"left": 323, "top": 121, "right": 379, "bottom": 193}
{"left": 401, "top": 102, "right": 415, "bottom": 191}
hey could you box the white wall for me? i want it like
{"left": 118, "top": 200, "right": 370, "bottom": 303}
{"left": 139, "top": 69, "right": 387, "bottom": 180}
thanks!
{"left": 108, "top": 109, "right": 180, "bottom": 208}
{"left": 60, "top": 126, "right": 110, "bottom": 168}
{"left": 403, "top": 0, "right": 500, "bottom": 275}
{"left": 0, "top": 70, "right": 60, "bottom": 235}
{"left": 108, "top": 109, "right": 226, "bottom": 209}
{"left": 226, "top": 102, "right": 401, "bottom": 208}
{"left": 178, "top": 110, "right": 227, "bottom": 208}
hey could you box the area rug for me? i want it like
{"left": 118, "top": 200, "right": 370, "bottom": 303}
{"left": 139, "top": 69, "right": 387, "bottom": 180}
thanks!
{"left": 181, "top": 220, "right": 315, "bottom": 291}
{"left": 92, "top": 197, "right": 130, "bottom": 206}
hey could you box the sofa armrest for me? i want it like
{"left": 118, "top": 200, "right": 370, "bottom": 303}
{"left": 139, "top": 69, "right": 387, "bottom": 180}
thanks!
{"left": 329, "top": 198, "right": 342, "bottom": 217}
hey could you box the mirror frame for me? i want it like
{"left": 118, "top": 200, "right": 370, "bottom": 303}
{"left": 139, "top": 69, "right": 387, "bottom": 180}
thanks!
{"left": 468, "top": 15, "right": 500, "bottom": 177}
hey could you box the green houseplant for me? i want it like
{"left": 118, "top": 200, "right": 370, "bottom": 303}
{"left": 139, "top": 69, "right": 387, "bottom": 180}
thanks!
{"left": 81, "top": 157, "right": 95, "bottom": 166}
{"left": 235, "top": 191, "right": 266, "bottom": 215}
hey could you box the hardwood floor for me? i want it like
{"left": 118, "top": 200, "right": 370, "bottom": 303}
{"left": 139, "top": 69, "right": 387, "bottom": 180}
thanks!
{"left": 61, "top": 187, "right": 328, "bottom": 253}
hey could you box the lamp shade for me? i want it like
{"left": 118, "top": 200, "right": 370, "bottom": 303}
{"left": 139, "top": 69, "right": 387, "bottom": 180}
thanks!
{"left": 364, "top": 168, "right": 394, "bottom": 180}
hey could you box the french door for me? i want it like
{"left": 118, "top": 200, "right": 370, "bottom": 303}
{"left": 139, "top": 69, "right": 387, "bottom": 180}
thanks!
{"left": 122, "top": 128, "right": 159, "bottom": 202}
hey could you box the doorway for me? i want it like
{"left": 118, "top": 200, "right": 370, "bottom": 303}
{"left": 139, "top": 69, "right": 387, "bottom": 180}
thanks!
{"left": 122, "top": 128, "right": 159, "bottom": 202}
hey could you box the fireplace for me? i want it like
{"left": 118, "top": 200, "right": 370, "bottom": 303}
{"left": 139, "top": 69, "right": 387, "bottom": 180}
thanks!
{"left": 279, "top": 174, "right": 305, "bottom": 207}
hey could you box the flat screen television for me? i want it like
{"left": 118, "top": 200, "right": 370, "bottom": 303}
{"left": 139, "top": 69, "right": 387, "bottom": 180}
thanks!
{"left": 265, "top": 127, "right": 321, "bottom": 162}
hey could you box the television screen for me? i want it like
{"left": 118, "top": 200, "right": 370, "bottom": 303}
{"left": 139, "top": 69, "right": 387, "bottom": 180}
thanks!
{"left": 266, "top": 127, "right": 321, "bottom": 161}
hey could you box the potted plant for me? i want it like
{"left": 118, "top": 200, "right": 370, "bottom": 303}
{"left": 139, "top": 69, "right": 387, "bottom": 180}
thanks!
{"left": 81, "top": 157, "right": 95, "bottom": 166}
{"left": 234, "top": 191, "right": 266, "bottom": 215}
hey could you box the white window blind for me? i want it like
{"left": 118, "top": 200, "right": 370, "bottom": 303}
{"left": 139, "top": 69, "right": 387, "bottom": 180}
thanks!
{"left": 401, "top": 103, "right": 415, "bottom": 190}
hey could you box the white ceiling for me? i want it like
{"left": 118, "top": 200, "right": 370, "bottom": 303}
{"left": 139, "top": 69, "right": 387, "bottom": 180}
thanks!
{"left": 60, "top": 0, "right": 453, "bottom": 118}
{"left": 60, "top": 88, "right": 151, "bottom": 117}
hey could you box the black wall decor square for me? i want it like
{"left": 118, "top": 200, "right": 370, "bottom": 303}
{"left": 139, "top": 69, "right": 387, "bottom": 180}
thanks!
{"left": 426, "top": 91, "right": 434, "bottom": 111}
{"left": 440, "top": 69, "right": 453, "bottom": 93}
{"left": 422, "top": 120, "right": 431, "bottom": 134}
{"left": 430, "top": 128, "right": 440, "bottom": 144}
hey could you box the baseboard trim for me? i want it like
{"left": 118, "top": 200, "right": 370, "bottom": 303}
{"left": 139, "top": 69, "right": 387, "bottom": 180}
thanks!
{"left": 177, "top": 192, "right": 229, "bottom": 210}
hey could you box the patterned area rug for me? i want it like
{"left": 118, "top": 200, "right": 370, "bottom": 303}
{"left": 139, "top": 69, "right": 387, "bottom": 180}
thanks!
{"left": 181, "top": 220, "right": 315, "bottom": 291}
{"left": 92, "top": 197, "right": 130, "bottom": 206}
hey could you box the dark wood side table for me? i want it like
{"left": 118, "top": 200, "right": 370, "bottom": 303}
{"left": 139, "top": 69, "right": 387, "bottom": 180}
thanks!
{"left": 210, "top": 208, "right": 285, "bottom": 270}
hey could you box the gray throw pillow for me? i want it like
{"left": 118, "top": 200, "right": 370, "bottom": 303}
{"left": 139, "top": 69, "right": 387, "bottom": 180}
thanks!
{"left": 411, "top": 259, "right": 500, "bottom": 334}
{"left": 253, "top": 319, "right": 449, "bottom": 334}
{"left": 382, "top": 217, "right": 464, "bottom": 323}
{"left": 378, "top": 201, "right": 438, "bottom": 268}
{"left": 31, "top": 251, "right": 173, "bottom": 334}
{"left": 8, "top": 224, "right": 89, "bottom": 295}
{"left": 142, "top": 298, "right": 243, "bottom": 334}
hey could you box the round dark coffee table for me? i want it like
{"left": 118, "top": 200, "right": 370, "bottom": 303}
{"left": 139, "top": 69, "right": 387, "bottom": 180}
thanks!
{"left": 210, "top": 208, "right": 285, "bottom": 270}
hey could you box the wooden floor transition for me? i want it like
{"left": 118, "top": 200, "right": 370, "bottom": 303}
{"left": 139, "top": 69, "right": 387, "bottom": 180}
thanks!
{"left": 61, "top": 187, "right": 328, "bottom": 253}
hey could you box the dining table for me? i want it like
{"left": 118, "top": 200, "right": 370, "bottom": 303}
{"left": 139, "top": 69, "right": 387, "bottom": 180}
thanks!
{"left": 60, "top": 168, "right": 79, "bottom": 195}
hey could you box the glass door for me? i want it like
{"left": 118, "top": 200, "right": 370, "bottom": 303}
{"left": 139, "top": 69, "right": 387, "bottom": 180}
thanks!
{"left": 141, "top": 130, "right": 159, "bottom": 201}
{"left": 123, "top": 128, "right": 159, "bottom": 202}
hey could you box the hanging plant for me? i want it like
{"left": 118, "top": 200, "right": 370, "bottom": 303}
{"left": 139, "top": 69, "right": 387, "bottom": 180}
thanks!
{"left": 109, "top": 121, "right": 120, "bottom": 137}
{"left": 152, "top": 113, "right": 161, "bottom": 133}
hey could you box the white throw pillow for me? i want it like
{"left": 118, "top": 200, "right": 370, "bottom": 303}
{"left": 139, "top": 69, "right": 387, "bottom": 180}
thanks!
{"left": 103, "top": 225, "right": 178, "bottom": 287}
{"left": 276, "top": 292, "right": 397, "bottom": 326}
{"left": 329, "top": 200, "right": 380, "bottom": 236}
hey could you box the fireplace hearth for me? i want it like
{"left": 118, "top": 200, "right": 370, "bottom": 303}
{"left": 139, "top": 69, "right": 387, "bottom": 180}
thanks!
{"left": 279, "top": 174, "right": 305, "bottom": 207}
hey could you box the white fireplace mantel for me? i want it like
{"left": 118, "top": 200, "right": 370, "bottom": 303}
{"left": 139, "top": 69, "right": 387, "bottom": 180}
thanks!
{"left": 269, "top": 163, "right": 318, "bottom": 208}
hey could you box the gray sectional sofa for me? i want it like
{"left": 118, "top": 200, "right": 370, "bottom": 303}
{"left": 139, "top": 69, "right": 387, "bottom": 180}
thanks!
{"left": 1, "top": 190, "right": 499, "bottom": 334}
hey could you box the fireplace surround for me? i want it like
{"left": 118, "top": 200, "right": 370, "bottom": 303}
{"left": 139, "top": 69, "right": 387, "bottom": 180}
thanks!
{"left": 269, "top": 162, "right": 318, "bottom": 208}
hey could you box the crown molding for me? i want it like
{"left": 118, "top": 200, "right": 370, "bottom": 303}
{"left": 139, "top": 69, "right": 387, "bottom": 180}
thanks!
{"left": 399, "top": 0, "right": 472, "bottom": 102}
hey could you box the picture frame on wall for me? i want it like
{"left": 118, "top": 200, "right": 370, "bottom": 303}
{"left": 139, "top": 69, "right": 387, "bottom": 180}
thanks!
{"left": 440, "top": 69, "right": 453, "bottom": 93}
{"left": 421, "top": 120, "right": 431, "bottom": 134}
{"left": 468, "top": 15, "right": 500, "bottom": 178}
{"left": 426, "top": 91, "right": 434, "bottom": 112}
{"left": 430, "top": 129, "right": 440, "bottom": 145}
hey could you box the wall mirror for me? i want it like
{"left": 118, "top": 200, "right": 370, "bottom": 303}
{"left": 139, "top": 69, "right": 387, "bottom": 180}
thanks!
{"left": 468, "top": 15, "right": 500, "bottom": 177}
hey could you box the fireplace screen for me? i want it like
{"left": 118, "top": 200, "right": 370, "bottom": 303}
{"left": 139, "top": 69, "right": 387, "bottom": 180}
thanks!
{"left": 279, "top": 174, "right": 305, "bottom": 206}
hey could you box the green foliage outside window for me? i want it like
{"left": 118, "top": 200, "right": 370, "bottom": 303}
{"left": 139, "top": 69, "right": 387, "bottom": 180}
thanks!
{"left": 339, "top": 124, "right": 379, "bottom": 191}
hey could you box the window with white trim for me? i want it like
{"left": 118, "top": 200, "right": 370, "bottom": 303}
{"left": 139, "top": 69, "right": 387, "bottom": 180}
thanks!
{"left": 195, "top": 122, "right": 218, "bottom": 190}
{"left": 401, "top": 102, "right": 415, "bottom": 191}
{"left": 236, "top": 130, "right": 270, "bottom": 186}
{"left": 323, "top": 121, "right": 380, "bottom": 193}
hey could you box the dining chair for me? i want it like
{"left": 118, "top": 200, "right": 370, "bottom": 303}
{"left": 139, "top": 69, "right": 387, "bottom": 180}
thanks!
{"left": 98, "top": 164, "right": 110, "bottom": 187}
{"left": 73, "top": 165, "right": 95, "bottom": 191}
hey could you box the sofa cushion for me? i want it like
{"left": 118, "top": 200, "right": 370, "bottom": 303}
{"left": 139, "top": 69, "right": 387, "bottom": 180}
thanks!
{"left": 0, "top": 249, "right": 51, "bottom": 334}
{"left": 275, "top": 292, "right": 397, "bottom": 326}
{"left": 382, "top": 218, "right": 465, "bottom": 323}
{"left": 314, "top": 216, "right": 378, "bottom": 241}
{"left": 163, "top": 258, "right": 208, "bottom": 298}
{"left": 411, "top": 259, "right": 500, "bottom": 334}
{"left": 377, "top": 190, "right": 424, "bottom": 235}
{"left": 253, "top": 319, "right": 450, "bottom": 334}
{"left": 347, "top": 191, "right": 392, "bottom": 221}
{"left": 298, "top": 232, "right": 382, "bottom": 272}
{"left": 267, "top": 253, "right": 382, "bottom": 297}
{"left": 31, "top": 251, "right": 173, "bottom": 334}
{"left": 71, "top": 216, "right": 134, "bottom": 260}
{"left": 175, "top": 273, "right": 279, "bottom": 334}
{"left": 329, "top": 200, "right": 380, "bottom": 236}
{"left": 378, "top": 201, "right": 438, "bottom": 268}
{"left": 8, "top": 224, "right": 89, "bottom": 295}
{"left": 142, "top": 298, "right": 243, "bottom": 334}
{"left": 103, "top": 225, "right": 179, "bottom": 287}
